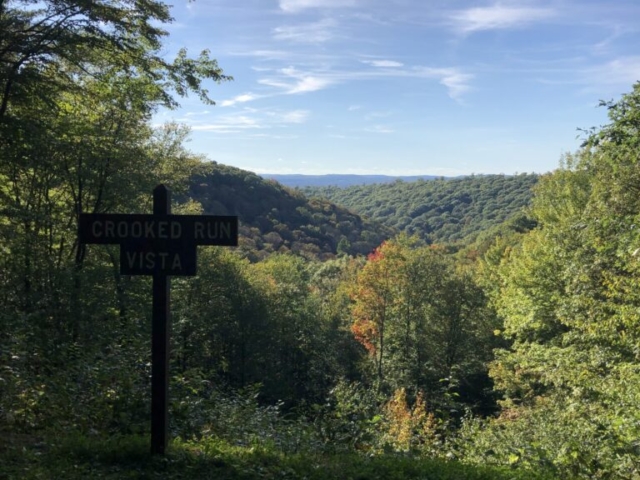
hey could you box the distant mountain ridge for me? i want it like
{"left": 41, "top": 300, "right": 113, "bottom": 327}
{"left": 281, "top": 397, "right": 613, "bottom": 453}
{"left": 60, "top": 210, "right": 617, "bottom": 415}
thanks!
{"left": 186, "top": 165, "right": 538, "bottom": 257}
{"left": 262, "top": 174, "right": 444, "bottom": 188}
{"left": 303, "top": 174, "right": 539, "bottom": 245}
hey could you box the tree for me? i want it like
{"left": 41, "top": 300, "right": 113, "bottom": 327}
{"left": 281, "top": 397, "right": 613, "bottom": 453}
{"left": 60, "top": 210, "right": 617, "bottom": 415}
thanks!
{"left": 249, "top": 254, "right": 340, "bottom": 405}
{"left": 470, "top": 83, "right": 640, "bottom": 477}
{"left": 350, "top": 235, "right": 497, "bottom": 410}
{"left": 0, "top": 0, "right": 230, "bottom": 120}
{"left": 0, "top": 0, "right": 231, "bottom": 436}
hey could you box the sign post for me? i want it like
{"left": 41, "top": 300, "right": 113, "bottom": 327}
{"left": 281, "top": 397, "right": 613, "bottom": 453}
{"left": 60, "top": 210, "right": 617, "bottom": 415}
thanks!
{"left": 151, "top": 185, "right": 170, "bottom": 455}
{"left": 78, "top": 185, "right": 238, "bottom": 454}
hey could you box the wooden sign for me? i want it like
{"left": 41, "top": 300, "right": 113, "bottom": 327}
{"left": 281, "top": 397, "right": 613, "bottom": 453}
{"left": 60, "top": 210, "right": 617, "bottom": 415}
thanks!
{"left": 78, "top": 185, "right": 238, "bottom": 454}
{"left": 79, "top": 213, "right": 237, "bottom": 276}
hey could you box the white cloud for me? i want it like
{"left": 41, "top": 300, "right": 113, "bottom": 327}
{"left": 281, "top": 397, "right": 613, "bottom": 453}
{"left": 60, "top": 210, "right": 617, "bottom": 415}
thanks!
{"left": 259, "top": 67, "right": 336, "bottom": 94}
{"left": 257, "top": 78, "right": 293, "bottom": 90}
{"left": 187, "top": 107, "right": 310, "bottom": 135}
{"left": 220, "top": 93, "right": 260, "bottom": 107}
{"left": 363, "top": 60, "right": 404, "bottom": 68}
{"left": 248, "top": 57, "right": 472, "bottom": 102}
{"left": 364, "top": 125, "right": 395, "bottom": 134}
{"left": 450, "top": 4, "right": 554, "bottom": 33}
{"left": 184, "top": 110, "right": 211, "bottom": 116}
{"left": 248, "top": 134, "right": 299, "bottom": 139}
{"left": 437, "top": 71, "right": 474, "bottom": 100}
{"left": 410, "top": 67, "right": 474, "bottom": 100}
{"left": 279, "top": 0, "right": 358, "bottom": 13}
{"left": 236, "top": 50, "right": 293, "bottom": 61}
{"left": 289, "top": 76, "right": 334, "bottom": 94}
{"left": 273, "top": 18, "right": 337, "bottom": 43}
{"left": 534, "top": 56, "right": 640, "bottom": 92}
{"left": 365, "top": 111, "right": 392, "bottom": 120}
{"left": 191, "top": 115, "right": 263, "bottom": 133}
{"left": 264, "top": 109, "right": 310, "bottom": 123}
{"left": 344, "top": 65, "right": 474, "bottom": 101}
{"left": 256, "top": 63, "right": 473, "bottom": 100}
{"left": 588, "top": 56, "right": 640, "bottom": 86}
{"left": 280, "top": 110, "right": 310, "bottom": 123}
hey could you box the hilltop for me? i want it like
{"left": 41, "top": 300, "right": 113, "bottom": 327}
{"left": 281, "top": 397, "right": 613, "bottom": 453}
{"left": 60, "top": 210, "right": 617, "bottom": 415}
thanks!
{"left": 187, "top": 167, "right": 538, "bottom": 254}
{"left": 187, "top": 163, "right": 395, "bottom": 260}
{"left": 304, "top": 174, "right": 539, "bottom": 245}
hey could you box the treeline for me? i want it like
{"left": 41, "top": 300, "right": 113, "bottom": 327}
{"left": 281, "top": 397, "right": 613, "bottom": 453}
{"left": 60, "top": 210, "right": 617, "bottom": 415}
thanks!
{"left": 304, "top": 173, "right": 538, "bottom": 245}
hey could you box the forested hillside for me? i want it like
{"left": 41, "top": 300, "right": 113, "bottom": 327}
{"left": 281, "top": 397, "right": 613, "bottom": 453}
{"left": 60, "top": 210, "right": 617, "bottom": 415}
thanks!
{"left": 187, "top": 163, "right": 394, "bottom": 260}
{"left": 304, "top": 174, "right": 538, "bottom": 244}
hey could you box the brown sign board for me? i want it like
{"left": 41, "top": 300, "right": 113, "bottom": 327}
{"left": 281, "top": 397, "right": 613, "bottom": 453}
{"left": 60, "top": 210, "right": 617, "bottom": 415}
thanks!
{"left": 79, "top": 214, "right": 238, "bottom": 246}
{"left": 79, "top": 214, "right": 238, "bottom": 276}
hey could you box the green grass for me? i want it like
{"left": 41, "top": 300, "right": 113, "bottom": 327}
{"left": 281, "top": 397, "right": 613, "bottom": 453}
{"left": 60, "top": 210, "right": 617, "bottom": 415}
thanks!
{"left": 0, "top": 434, "right": 557, "bottom": 480}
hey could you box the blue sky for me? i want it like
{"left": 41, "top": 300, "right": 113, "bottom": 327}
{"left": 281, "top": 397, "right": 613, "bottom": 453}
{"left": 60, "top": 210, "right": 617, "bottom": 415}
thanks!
{"left": 155, "top": 0, "right": 640, "bottom": 176}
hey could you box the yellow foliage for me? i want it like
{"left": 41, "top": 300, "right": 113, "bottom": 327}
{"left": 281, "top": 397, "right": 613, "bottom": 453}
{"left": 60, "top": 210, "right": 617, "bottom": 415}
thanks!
{"left": 382, "top": 388, "right": 436, "bottom": 452}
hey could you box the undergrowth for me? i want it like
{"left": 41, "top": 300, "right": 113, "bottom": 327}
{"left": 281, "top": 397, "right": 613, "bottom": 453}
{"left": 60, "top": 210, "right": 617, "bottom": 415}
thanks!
{"left": 0, "top": 433, "right": 557, "bottom": 480}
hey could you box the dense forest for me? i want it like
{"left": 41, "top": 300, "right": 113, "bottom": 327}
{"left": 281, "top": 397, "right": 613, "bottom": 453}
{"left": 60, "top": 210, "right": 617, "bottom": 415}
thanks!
{"left": 3, "top": 1, "right": 640, "bottom": 479}
{"left": 303, "top": 174, "right": 539, "bottom": 245}
{"left": 187, "top": 163, "right": 394, "bottom": 261}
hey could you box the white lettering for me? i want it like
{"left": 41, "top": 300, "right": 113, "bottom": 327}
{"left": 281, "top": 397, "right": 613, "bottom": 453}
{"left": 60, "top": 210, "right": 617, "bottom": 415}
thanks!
{"left": 117, "top": 222, "right": 128, "bottom": 238}
{"left": 131, "top": 222, "right": 142, "bottom": 238}
{"left": 145, "top": 252, "right": 155, "bottom": 269}
{"left": 207, "top": 223, "right": 217, "bottom": 239}
{"left": 221, "top": 222, "right": 231, "bottom": 239}
{"left": 194, "top": 222, "right": 204, "bottom": 240}
{"left": 92, "top": 221, "right": 102, "bottom": 238}
{"left": 171, "top": 222, "right": 181, "bottom": 239}
{"left": 145, "top": 221, "right": 155, "bottom": 238}
{"left": 157, "top": 221, "right": 168, "bottom": 239}
{"left": 158, "top": 252, "right": 169, "bottom": 268}
{"left": 126, "top": 251, "right": 136, "bottom": 268}
{"left": 105, "top": 221, "right": 115, "bottom": 238}
{"left": 172, "top": 254, "right": 181, "bottom": 270}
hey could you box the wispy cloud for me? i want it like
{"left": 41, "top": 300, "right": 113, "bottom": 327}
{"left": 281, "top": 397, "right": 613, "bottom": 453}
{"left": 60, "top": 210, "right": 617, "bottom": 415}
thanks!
{"left": 268, "top": 109, "right": 310, "bottom": 123}
{"left": 586, "top": 56, "right": 640, "bottom": 87}
{"left": 255, "top": 63, "right": 473, "bottom": 101}
{"left": 532, "top": 56, "right": 640, "bottom": 91}
{"left": 364, "top": 125, "right": 395, "bottom": 134}
{"left": 191, "top": 115, "right": 263, "bottom": 133}
{"left": 364, "top": 111, "right": 393, "bottom": 120}
{"left": 259, "top": 66, "right": 337, "bottom": 94}
{"left": 449, "top": 3, "right": 555, "bottom": 34}
{"left": 231, "top": 49, "right": 342, "bottom": 66}
{"left": 279, "top": 0, "right": 358, "bottom": 13}
{"left": 220, "top": 93, "right": 261, "bottom": 107}
{"left": 431, "top": 69, "right": 474, "bottom": 100}
{"left": 273, "top": 18, "right": 338, "bottom": 43}
{"left": 184, "top": 110, "right": 211, "bottom": 117}
{"left": 186, "top": 108, "right": 310, "bottom": 134}
{"left": 235, "top": 50, "right": 294, "bottom": 61}
{"left": 406, "top": 67, "right": 474, "bottom": 100}
{"left": 248, "top": 134, "right": 299, "bottom": 139}
{"left": 362, "top": 59, "right": 404, "bottom": 68}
